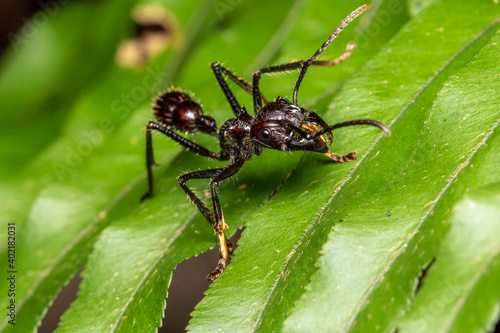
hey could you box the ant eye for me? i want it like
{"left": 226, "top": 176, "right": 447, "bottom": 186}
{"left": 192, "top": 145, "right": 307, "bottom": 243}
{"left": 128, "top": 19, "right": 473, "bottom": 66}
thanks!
{"left": 260, "top": 129, "right": 271, "bottom": 141}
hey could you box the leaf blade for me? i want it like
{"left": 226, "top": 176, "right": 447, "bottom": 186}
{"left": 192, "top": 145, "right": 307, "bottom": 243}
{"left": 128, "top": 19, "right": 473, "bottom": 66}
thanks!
{"left": 284, "top": 9, "right": 500, "bottom": 333}
{"left": 186, "top": 1, "right": 500, "bottom": 332}
{"left": 397, "top": 184, "right": 500, "bottom": 333}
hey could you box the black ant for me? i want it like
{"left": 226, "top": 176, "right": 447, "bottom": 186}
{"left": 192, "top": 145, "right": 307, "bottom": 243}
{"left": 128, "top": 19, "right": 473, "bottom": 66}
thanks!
{"left": 142, "top": 4, "right": 390, "bottom": 280}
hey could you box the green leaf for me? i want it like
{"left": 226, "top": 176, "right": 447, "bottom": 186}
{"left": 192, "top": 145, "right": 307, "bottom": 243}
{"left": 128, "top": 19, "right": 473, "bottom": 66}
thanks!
{"left": 0, "top": 0, "right": 205, "bottom": 331}
{"left": 52, "top": 0, "right": 406, "bottom": 331}
{"left": 58, "top": 0, "right": 376, "bottom": 330}
{"left": 281, "top": 7, "right": 500, "bottom": 333}
{"left": 397, "top": 184, "right": 500, "bottom": 333}
{"left": 188, "top": 1, "right": 500, "bottom": 332}
{"left": 2, "top": 0, "right": 500, "bottom": 332}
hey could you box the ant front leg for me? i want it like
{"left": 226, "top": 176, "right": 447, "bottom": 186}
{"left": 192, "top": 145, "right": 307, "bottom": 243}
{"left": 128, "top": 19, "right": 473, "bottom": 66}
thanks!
{"left": 142, "top": 121, "right": 221, "bottom": 201}
{"left": 178, "top": 158, "right": 245, "bottom": 280}
{"left": 324, "top": 151, "right": 357, "bottom": 163}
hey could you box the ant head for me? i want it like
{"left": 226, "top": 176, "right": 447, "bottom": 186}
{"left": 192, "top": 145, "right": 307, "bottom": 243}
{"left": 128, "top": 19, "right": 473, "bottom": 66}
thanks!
{"left": 250, "top": 96, "right": 331, "bottom": 153}
{"left": 250, "top": 96, "right": 390, "bottom": 154}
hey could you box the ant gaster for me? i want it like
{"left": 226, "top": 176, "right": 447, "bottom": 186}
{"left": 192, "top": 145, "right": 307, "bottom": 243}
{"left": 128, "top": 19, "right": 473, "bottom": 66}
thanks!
{"left": 142, "top": 4, "right": 390, "bottom": 280}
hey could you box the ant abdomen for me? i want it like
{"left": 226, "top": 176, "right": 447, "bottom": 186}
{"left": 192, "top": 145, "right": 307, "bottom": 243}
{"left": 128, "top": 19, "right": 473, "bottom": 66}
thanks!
{"left": 153, "top": 90, "right": 217, "bottom": 135}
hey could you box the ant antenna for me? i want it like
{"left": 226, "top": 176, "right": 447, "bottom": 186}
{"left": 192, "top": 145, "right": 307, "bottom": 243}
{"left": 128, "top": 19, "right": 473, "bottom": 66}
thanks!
{"left": 293, "top": 4, "right": 370, "bottom": 105}
{"left": 314, "top": 119, "right": 391, "bottom": 138}
{"left": 288, "top": 119, "right": 390, "bottom": 139}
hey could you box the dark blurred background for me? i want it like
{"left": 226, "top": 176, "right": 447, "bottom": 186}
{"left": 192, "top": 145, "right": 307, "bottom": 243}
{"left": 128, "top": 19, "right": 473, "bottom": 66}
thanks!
{"left": 0, "top": 0, "right": 51, "bottom": 55}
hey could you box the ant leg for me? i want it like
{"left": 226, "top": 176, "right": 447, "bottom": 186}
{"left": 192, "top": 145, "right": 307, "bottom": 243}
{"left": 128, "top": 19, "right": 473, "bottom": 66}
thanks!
{"left": 324, "top": 151, "right": 357, "bottom": 162}
{"left": 212, "top": 62, "right": 252, "bottom": 97}
{"left": 207, "top": 158, "right": 245, "bottom": 280}
{"left": 142, "top": 121, "right": 222, "bottom": 201}
{"left": 212, "top": 62, "right": 268, "bottom": 106}
{"left": 177, "top": 158, "right": 245, "bottom": 280}
{"left": 252, "top": 5, "right": 369, "bottom": 111}
{"left": 318, "top": 119, "right": 390, "bottom": 162}
{"left": 306, "top": 42, "right": 356, "bottom": 68}
{"left": 147, "top": 122, "right": 220, "bottom": 158}
{"left": 211, "top": 62, "right": 245, "bottom": 117}
{"left": 144, "top": 124, "right": 155, "bottom": 200}
{"left": 252, "top": 41, "right": 358, "bottom": 112}
{"left": 252, "top": 62, "right": 301, "bottom": 112}
{"left": 177, "top": 167, "right": 224, "bottom": 231}
{"left": 293, "top": 5, "right": 369, "bottom": 104}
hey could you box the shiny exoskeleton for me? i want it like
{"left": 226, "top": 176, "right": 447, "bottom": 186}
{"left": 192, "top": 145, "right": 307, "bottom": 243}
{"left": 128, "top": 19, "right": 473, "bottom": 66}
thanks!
{"left": 142, "top": 4, "right": 390, "bottom": 280}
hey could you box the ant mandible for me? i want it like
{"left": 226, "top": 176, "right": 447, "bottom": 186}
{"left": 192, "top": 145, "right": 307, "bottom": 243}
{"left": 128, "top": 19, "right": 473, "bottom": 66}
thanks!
{"left": 142, "top": 4, "right": 390, "bottom": 280}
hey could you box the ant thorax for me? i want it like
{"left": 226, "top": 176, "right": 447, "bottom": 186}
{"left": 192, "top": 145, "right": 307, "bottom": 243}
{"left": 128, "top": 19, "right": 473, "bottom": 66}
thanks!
{"left": 218, "top": 109, "right": 261, "bottom": 162}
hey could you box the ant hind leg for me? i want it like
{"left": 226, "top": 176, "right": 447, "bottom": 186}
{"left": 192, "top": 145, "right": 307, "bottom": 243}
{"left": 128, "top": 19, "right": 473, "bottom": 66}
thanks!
{"left": 177, "top": 158, "right": 245, "bottom": 280}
